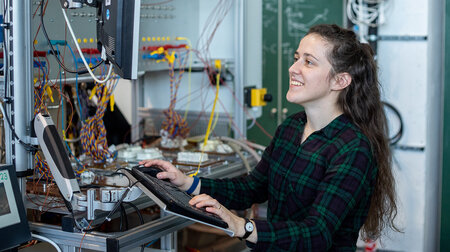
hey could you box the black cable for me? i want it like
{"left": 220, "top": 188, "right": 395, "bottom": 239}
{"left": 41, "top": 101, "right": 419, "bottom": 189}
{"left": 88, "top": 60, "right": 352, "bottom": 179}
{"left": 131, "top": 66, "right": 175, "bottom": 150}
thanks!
{"left": 121, "top": 204, "right": 129, "bottom": 230}
{"left": 123, "top": 202, "right": 144, "bottom": 225}
{"left": 0, "top": 103, "right": 39, "bottom": 152}
{"left": 111, "top": 171, "right": 132, "bottom": 187}
{"left": 119, "top": 203, "right": 124, "bottom": 232}
{"left": 40, "top": 0, "right": 104, "bottom": 75}
{"left": 123, "top": 202, "right": 145, "bottom": 252}
{"left": 382, "top": 101, "right": 403, "bottom": 145}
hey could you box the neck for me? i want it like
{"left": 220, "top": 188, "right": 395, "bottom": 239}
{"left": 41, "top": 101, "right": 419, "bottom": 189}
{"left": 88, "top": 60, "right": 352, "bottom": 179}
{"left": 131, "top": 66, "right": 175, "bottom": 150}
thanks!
{"left": 304, "top": 105, "right": 343, "bottom": 131}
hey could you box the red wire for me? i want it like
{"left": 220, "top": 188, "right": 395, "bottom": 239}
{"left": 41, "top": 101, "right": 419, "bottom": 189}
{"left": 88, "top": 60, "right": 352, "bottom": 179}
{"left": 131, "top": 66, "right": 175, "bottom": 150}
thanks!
{"left": 79, "top": 220, "right": 94, "bottom": 252}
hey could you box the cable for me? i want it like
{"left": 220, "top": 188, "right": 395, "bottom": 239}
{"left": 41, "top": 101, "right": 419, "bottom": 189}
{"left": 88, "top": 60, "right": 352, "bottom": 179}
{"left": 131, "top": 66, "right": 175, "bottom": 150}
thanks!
{"left": 122, "top": 202, "right": 145, "bottom": 252}
{"left": 119, "top": 204, "right": 129, "bottom": 231}
{"left": 346, "top": 0, "right": 390, "bottom": 27}
{"left": 219, "top": 136, "right": 261, "bottom": 162}
{"left": 39, "top": 0, "right": 104, "bottom": 75}
{"left": 176, "top": 37, "right": 193, "bottom": 121}
{"left": 31, "top": 233, "right": 62, "bottom": 252}
{"left": 242, "top": 139, "right": 266, "bottom": 152}
{"left": 60, "top": 7, "right": 114, "bottom": 83}
{"left": 0, "top": 102, "right": 39, "bottom": 152}
{"left": 227, "top": 142, "right": 251, "bottom": 174}
{"left": 382, "top": 101, "right": 403, "bottom": 145}
{"left": 65, "top": 42, "right": 83, "bottom": 122}
{"left": 191, "top": 60, "right": 221, "bottom": 177}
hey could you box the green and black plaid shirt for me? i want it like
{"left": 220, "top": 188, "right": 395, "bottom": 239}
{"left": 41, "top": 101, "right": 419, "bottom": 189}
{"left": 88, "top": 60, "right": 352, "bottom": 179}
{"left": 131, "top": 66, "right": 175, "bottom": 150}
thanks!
{"left": 201, "top": 111, "right": 377, "bottom": 251}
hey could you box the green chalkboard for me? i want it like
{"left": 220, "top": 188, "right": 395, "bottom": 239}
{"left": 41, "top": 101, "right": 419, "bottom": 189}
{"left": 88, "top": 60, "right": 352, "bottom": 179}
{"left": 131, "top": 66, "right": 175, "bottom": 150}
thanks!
{"left": 441, "top": 1, "right": 450, "bottom": 251}
{"left": 248, "top": 0, "right": 344, "bottom": 146}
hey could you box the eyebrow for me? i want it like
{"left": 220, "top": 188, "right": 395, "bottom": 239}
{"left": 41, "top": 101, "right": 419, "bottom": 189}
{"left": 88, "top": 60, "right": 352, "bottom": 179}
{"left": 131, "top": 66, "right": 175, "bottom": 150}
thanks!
{"left": 294, "top": 51, "right": 319, "bottom": 62}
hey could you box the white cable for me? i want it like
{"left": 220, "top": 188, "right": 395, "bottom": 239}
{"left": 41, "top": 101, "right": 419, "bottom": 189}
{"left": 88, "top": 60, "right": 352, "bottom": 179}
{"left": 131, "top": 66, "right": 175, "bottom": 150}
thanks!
{"left": 241, "top": 139, "right": 266, "bottom": 152}
{"left": 228, "top": 142, "right": 251, "bottom": 174}
{"left": 61, "top": 8, "right": 113, "bottom": 83}
{"left": 346, "top": 0, "right": 388, "bottom": 27}
{"left": 219, "top": 136, "right": 261, "bottom": 162}
{"left": 31, "top": 233, "right": 62, "bottom": 252}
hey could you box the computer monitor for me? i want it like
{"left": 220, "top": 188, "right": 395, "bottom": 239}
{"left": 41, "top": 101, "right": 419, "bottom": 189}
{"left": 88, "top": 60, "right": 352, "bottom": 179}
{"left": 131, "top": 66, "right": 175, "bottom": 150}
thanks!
{"left": 0, "top": 164, "right": 31, "bottom": 251}
{"left": 96, "top": 0, "right": 141, "bottom": 79}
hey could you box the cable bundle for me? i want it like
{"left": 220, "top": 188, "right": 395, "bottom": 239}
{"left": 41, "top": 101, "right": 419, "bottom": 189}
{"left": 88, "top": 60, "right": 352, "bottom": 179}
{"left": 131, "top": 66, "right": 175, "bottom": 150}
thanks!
{"left": 161, "top": 50, "right": 190, "bottom": 139}
{"left": 346, "top": 0, "right": 390, "bottom": 27}
{"left": 34, "top": 152, "right": 52, "bottom": 181}
{"left": 80, "top": 81, "right": 116, "bottom": 162}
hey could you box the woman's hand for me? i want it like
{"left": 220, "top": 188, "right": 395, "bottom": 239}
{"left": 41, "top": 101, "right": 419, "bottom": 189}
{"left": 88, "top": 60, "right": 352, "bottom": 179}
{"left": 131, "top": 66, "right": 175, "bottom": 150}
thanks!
{"left": 189, "top": 194, "right": 248, "bottom": 238}
{"left": 138, "top": 159, "right": 194, "bottom": 191}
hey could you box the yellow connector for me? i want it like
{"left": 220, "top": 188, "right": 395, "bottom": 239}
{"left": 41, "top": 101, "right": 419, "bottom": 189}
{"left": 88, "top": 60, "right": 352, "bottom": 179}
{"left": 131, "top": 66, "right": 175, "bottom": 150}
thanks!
{"left": 165, "top": 51, "right": 176, "bottom": 64}
{"left": 45, "top": 85, "right": 54, "bottom": 103}
{"left": 150, "top": 47, "right": 164, "bottom": 56}
{"left": 251, "top": 88, "right": 268, "bottom": 107}
{"left": 214, "top": 59, "right": 222, "bottom": 71}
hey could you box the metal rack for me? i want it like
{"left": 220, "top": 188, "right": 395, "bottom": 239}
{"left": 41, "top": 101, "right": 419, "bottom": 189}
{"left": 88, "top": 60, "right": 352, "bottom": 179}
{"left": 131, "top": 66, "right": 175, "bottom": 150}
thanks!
{"left": 29, "top": 156, "right": 257, "bottom": 251}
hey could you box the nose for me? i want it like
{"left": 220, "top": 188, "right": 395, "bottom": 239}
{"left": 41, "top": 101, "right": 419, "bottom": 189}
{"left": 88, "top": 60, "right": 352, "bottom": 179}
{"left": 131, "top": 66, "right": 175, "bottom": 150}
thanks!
{"left": 289, "top": 60, "right": 300, "bottom": 75}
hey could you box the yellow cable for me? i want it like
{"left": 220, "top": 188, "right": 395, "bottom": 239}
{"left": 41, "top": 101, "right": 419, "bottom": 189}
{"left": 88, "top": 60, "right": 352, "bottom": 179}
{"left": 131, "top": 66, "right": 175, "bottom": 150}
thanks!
{"left": 210, "top": 106, "right": 220, "bottom": 133}
{"left": 190, "top": 60, "right": 221, "bottom": 177}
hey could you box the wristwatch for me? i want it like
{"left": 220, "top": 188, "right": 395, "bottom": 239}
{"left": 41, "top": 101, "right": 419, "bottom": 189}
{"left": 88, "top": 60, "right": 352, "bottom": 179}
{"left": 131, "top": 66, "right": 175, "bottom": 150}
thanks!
{"left": 241, "top": 218, "right": 254, "bottom": 240}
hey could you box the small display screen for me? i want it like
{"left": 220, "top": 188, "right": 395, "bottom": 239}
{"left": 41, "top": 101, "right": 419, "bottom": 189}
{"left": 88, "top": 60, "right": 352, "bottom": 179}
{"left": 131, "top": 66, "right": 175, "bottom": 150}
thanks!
{"left": 0, "top": 183, "right": 11, "bottom": 216}
{"left": 0, "top": 170, "right": 20, "bottom": 228}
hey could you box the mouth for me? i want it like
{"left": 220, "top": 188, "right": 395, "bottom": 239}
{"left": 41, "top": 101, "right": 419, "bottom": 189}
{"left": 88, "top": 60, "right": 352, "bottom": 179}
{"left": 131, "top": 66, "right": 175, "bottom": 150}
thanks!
{"left": 290, "top": 80, "right": 304, "bottom": 86}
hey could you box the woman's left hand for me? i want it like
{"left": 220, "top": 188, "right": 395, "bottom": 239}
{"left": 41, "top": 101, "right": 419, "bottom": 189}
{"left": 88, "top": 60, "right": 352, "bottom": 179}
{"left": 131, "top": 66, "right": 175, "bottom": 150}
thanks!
{"left": 189, "top": 194, "right": 246, "bottom": 238}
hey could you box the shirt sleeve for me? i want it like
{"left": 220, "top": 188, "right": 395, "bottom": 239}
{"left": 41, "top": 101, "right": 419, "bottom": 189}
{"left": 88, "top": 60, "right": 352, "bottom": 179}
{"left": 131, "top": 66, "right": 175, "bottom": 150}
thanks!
{"left": 200, "top": 127, "right": 281, "bottom": 210}
{"left": 253, "top": 145, "right": 376, "bottom": 251}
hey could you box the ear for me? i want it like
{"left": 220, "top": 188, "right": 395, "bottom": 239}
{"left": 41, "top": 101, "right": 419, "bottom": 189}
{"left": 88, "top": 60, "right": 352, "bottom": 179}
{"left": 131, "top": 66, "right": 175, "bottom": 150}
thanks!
{"left": 331, "top": 72, "right": 352, "bottom": 91}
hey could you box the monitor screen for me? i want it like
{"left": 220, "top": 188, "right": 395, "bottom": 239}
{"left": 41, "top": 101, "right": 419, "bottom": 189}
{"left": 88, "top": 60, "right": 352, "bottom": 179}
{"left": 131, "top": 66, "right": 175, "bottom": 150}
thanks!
{"left": 0, "top": 170, "right": 20, "bottom": 227}
{"left": 0, "top": 165, "right": 30, "bottom": 251}
{"left": 0, "top": 183, "right": 12, "bottom": 216}
{"left": 96, "top": 0, "right": 141, "bottom": 80}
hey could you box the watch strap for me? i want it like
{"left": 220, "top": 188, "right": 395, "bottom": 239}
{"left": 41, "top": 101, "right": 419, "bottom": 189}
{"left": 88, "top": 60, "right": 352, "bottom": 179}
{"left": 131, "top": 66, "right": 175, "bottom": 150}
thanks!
{"left": 241, "top": 218, "right": 253, "bottom": 240}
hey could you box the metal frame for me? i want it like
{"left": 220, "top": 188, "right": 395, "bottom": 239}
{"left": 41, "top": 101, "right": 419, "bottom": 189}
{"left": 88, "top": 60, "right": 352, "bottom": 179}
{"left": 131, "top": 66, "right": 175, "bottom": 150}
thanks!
{"left": 2, "top": 0, "right": 252, "bottom": 250}
{"left": 29, "top": 157, "right": 257, "bottom": 251}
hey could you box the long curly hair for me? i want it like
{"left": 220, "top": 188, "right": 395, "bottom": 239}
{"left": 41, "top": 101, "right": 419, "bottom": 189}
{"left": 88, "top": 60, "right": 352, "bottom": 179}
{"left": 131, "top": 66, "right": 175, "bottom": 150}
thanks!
{"left": 307, "top": 24, "right": 399, "bottom": 240}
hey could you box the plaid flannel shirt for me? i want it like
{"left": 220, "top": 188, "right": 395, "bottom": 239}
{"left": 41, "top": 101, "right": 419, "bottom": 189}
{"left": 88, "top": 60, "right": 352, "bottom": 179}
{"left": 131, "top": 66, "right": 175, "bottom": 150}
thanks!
{"left": 201, "top": 111, "right": 377, "bottom": 251}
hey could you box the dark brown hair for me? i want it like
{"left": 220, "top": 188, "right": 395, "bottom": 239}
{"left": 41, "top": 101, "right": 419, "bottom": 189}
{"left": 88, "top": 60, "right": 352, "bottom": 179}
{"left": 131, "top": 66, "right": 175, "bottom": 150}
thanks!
{"left": 307, "top": 24, "right": 399, "bottom": 240}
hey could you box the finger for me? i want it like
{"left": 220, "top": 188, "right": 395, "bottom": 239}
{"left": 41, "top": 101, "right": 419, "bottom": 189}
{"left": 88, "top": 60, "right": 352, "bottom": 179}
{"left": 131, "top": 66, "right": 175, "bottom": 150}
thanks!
{"left": 156, "top": 171, "right": 176, "bottom": 181}
{"left": 141, "top": 160, "right": 173, "bottom": 172}
{"left": 189, "top": 194, "right": 212, "bottom": 205}
{"left": 193, "top": 198, "right": 219, "bottom": 209}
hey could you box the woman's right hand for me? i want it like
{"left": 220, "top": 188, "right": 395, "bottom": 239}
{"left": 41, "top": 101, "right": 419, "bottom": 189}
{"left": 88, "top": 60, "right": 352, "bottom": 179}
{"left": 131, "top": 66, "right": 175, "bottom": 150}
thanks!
{"left": 138, "top": 159, "right": 194, "bottom": 191}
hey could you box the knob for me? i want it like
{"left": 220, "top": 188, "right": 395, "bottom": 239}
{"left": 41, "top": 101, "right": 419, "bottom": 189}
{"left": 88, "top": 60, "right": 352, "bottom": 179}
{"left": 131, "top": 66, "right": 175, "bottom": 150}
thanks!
{"left": 263, "top": 94, "right": 273, "bottom": 102}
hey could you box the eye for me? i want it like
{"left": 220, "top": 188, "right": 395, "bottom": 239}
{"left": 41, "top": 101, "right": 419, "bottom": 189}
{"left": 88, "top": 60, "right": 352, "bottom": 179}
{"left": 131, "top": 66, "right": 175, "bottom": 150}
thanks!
{"left": 306, "top": 60, "right": 313, "bottom": 65}
{"left": 293, "top": 57, "right": 299, "bottom": 62}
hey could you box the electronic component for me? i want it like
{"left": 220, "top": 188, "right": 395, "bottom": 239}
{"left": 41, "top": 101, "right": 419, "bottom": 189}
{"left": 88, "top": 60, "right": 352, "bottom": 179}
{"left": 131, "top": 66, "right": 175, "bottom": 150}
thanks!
{"left": 0, "top": 164, "right": 31, "bottom": 251}
{"left": 177, "top": 151, "right": 208, "bottom": 163}
{"left": 96, "top": 0, "right": 141, "bottom": 79}
{"left": 34, "top": 113, "right": 81, "bottom": 202}
{"left": 244, "top": 87, "right": 273, "bottom": 107}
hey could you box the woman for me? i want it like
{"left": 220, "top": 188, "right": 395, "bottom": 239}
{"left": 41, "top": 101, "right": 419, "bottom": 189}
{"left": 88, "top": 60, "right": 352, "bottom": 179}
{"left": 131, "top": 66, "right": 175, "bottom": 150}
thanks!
{"left": 140, "top": 24, "right": 398, "bottom": 251}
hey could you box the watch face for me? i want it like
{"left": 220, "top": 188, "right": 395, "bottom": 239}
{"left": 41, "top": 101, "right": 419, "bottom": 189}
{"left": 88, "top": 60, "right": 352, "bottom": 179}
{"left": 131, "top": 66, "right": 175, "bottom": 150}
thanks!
{"left": 245, "top": 221, "right": 254, "bottom": 232}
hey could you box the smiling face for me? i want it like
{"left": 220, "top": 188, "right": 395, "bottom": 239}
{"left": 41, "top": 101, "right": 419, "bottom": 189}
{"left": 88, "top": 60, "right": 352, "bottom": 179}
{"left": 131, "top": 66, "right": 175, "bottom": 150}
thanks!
{"left": 286, "top": 33, "right": 340, "bottom": 110}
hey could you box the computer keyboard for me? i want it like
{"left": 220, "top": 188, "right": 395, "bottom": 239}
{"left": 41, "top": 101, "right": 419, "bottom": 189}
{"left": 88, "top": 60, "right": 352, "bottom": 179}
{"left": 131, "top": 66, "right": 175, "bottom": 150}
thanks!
{"left": 130, "top": 166, "right": 228, "bottom": 229}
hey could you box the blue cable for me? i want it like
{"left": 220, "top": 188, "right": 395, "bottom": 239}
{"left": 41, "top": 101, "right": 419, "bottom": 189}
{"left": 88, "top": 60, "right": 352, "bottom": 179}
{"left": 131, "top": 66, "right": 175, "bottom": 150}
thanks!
{"left": 145, "top": 239, "right": 158, "bottom": 247}
{"left": 66, "top": 43, "right": 82, "bottom": 121}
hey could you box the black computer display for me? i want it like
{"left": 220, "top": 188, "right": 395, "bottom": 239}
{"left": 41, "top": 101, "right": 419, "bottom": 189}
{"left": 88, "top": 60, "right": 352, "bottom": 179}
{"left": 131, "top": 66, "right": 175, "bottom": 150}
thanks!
{"left": 96, "top": 0, "right": 141, "bottom": 79}
{"left": 0, "top": 165, "right": 31, "bottom": 251}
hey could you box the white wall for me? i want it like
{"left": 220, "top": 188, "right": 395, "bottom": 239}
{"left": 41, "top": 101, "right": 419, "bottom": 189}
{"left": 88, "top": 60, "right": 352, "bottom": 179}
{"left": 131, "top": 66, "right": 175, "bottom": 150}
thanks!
{"left": 373, "top": 0, "right": 443, "bottom": 251}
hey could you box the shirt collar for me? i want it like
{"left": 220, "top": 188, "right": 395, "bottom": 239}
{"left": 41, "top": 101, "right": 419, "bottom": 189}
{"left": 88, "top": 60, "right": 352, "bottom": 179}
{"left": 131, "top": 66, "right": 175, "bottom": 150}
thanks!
{"left": 297, "top": 111, "right": 352, "bottom": 139}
